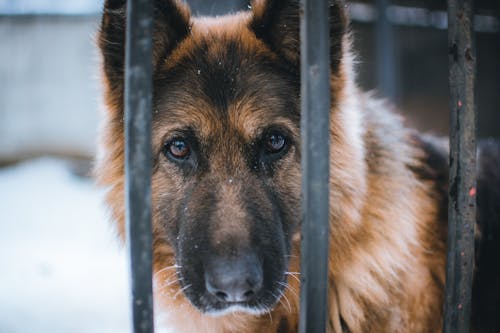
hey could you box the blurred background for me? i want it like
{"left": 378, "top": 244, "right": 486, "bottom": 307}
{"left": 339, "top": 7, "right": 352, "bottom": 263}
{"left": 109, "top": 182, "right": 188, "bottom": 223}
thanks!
{"left": 0, "top": 0, "right": 498, "bottom": 332}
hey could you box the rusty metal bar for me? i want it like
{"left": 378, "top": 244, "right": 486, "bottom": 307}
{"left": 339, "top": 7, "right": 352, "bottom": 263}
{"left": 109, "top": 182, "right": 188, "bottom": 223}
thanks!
{"left": 443, "top": 0, "right": 476, "bottom": 332}
{"left": 299, "top": 0, "right": 331, "bottom": 332}
{"left": 124, "top": 0, "right": 154, "bottom": 332}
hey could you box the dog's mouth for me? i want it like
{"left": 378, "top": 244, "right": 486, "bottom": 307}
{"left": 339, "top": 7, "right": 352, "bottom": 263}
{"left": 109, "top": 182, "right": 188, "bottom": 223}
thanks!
{"left": 162, "top": 247, "right": 289, "bottom": 315}
{"left": 185, "top": 279, "right": 287, "bottom": 316}
{"left": 172, "top": 263, "right": 288, "bottom": 316}
{"left": 203, "top": 302, "right": 275, "bottom": 317}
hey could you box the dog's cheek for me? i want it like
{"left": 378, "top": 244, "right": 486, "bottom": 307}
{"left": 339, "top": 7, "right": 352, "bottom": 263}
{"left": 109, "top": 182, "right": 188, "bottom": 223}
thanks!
{"left": 151, "top": 169, "right": 189, "bottom": 248}
{"left": 252, "top": 211, "right": 288, "bottom": 287}
{"left": 272, "top": 157, "right": 302, "bottom": 234}
{"left": 176, "top": 190, "right": 218, "bottom": 305}
{"left": 177, "top": 220, "right": 210, "bottom": 306}
{"left": 244, "top": 186, "right": 288, "bottom": 296}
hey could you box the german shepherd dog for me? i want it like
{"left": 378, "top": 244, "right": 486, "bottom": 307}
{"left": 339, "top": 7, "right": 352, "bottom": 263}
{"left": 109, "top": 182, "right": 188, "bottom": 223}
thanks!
{"left": 97, "top": 0, "right": 500, "bottom": 332}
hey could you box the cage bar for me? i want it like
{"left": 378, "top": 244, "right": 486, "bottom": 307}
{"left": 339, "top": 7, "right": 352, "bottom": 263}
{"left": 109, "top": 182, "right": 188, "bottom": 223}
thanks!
{"left": 443, "top": 0, "right": 476, "bottom": 332}
{"left": 124, "top": 0, "right": 155, "bottom": 332}
{"left": 299, "top": 0, "right": 331, "bottom": 332}
{"left": 376, "top": 0, "right": 397, "bottom": 102}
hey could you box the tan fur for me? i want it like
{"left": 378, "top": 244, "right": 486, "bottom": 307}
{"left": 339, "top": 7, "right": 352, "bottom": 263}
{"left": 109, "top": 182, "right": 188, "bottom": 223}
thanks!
{"left": 96, "top": 2, "right": 447, "bottom": 332}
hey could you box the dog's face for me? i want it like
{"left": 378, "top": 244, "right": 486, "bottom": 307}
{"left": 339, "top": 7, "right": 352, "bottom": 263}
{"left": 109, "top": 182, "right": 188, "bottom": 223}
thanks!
{"left": 152, "top": 30, "right": 302, "bottom": 314}
{"left": 98, "top": 0, "right": 346, "bottom": 316}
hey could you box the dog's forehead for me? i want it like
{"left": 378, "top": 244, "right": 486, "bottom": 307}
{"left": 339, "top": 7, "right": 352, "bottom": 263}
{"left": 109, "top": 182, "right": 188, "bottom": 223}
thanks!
{"left": 191, "top": 13, "right": 253, "bottom": 36}
{"left": 153, "top": 17, "right": 300, "bottom": 142}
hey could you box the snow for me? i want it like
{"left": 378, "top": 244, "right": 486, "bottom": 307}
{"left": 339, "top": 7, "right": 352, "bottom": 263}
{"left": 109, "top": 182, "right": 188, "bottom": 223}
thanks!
{"left": 0, "top": 158, "right": 131, "bottom": 333}
{"left": 0, "top": 0, "right": 103, "bottom": 15}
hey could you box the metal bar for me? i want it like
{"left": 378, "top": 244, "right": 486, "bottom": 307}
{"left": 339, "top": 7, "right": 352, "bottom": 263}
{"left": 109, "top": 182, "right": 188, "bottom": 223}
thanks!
{"left": 299, "top": 0, "right": 331, "bottom": 332}
{"left": 186, "top": 0, "right": 248, "bottom": 16}
{"left": 443, "top": 0, "right": 476, "bottom": 332}
{"left": 124, "top": 0, "right": 154, "bottom": 332}
{"left": 376, "top": 0, "right": 398, "bottom": 102}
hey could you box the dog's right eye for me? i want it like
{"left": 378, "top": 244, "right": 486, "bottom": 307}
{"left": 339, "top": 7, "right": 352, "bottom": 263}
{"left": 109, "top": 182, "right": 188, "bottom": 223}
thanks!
{"left": 164, "top": 138, "right": 191, "bottom": 160}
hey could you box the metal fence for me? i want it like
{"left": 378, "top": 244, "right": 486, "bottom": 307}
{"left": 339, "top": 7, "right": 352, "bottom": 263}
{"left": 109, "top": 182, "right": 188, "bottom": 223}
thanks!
{"left": 123, "top": 0, "right": 476, "bottom": 332}
{"left": 443, "top": 1, "right": 476, "bottom": 332}
{"left": 124, "top": 1, "right": 154, "bottom": 332}
{"left": 298, "top": 1, "right": 331, "bottom": 332}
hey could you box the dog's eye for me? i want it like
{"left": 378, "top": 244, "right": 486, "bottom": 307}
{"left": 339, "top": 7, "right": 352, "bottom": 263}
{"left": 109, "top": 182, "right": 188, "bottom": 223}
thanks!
{"left": 265, "top": 132, "right": 286, "bottom": 153}
{"left": 255, "top": 130, "right": 290, "bottom": 171}
{"left": 165, "top": 138, "right": 190, "bottom": 160}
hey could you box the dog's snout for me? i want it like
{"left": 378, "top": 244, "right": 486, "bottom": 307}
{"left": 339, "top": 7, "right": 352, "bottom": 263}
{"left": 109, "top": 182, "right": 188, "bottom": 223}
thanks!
{"left": 205, "top": 253, "right": 263, "bottom": 303}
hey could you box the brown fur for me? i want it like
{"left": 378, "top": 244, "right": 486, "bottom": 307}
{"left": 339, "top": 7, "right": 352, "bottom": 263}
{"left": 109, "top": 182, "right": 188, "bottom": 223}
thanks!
{"left": 96, "top": 1, "right": 497, "bottom": 332}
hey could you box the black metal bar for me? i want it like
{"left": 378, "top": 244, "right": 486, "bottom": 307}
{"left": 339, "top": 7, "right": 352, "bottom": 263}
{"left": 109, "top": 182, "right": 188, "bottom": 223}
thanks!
{"left": 443, "top": 0, "right": 476, "bottom": 332}
{"left": 299, "top": 0, "right": 331, "bottom": 332}
{"left": 124, "top": 0, "right": 154, "bottom": 332}
{"left": 186, "top": 0, "right": 248, "bottom": 16}
{"left": 376, "top": 0, "right": 398, "bottom": 102}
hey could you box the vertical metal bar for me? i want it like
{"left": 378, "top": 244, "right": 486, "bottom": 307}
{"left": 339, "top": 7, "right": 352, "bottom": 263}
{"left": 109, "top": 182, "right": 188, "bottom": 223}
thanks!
{"left": 443, "top": 0, "right": 476, "bottom": 332}
{"left": 376, "top": 0, "right": 397, "bottom": 102}
{"left": 299, "top": 0, "right": 330, "bottom": 332}
{"left": 186, "top": 0, "right": 248, "bottom": 16}
{"left": 125, "top": 0, "right": 154, "bottom": 332}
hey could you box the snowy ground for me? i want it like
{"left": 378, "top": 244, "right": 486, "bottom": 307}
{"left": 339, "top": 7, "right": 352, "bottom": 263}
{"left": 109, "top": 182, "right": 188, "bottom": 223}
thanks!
{"left": 0, "top": 158, "right": 131, "bottom": 333}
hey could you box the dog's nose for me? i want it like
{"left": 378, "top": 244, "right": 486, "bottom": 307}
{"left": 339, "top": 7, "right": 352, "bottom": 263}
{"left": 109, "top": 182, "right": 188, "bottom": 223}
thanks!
{"left": 205, "top": 253, "right": 263, "bottom": 303}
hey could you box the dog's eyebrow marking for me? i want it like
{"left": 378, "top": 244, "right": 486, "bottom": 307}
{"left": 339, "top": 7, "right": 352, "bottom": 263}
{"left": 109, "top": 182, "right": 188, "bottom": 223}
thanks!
{"left": 152, "top": 100, "right": 224, "bottom": 148}
{"left": 153, "top": 95, "right": 300, "bottom": 150}
{"left": 229, "top": 104, "right": 300, "bottom": 142}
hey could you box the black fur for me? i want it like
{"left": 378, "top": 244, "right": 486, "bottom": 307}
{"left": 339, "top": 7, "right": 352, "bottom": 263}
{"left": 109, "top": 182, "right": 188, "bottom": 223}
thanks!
{"left": 250, "top": 0, "right": 348, "bottom": 73}
{"left": 472, "top": 140, "right": 500, "bottom": 332}
{"left": 413, "top": 136, "right": 500, "bottom": 332}
{"left": 99, "top": 0, "right": 190, "bottom": 101}
{"left": 153, "top": 38, "right": 300, "bottom": 115}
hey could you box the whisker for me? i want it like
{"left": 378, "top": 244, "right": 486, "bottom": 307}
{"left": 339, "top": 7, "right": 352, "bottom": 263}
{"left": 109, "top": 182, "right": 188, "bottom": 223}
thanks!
{"left": 158, "top": 277, "right": 183, "bottom": 291}
{"left": 266, "top": 308, "right": 273, "bottom": 324}
{"left": 154, "top": 269, "right": 181, "bottom": 290}
{"left": 276, "top": 289, "right": 292, "bottom": 313}
{"left": 269, "top": 288, "right": 291, "bottom": 315}
{"left": 173, "top": 283, "right": 192, "bottom": 299}
{"left": 262, "top": 291, "right": 276, "bottom": 324}
{"left": 287, "top": 284, "right": 299, "bottom": 299}
{"left": 278, "top": 281, "right": 299, "bottom": 300}
{"left": 154, "top": 264, "right": 181, "bottom": 278}
{"left": 284, "top": 271, "right": 301, "bottom": 284}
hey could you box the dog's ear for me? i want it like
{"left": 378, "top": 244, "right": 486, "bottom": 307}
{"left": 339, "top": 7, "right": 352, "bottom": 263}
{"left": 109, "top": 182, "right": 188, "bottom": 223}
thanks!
{"left": 99, "top": 0, "right": 190, "bottom": 106}
{"left": 250, "top": 0, "right": 347, "bottom": 72}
